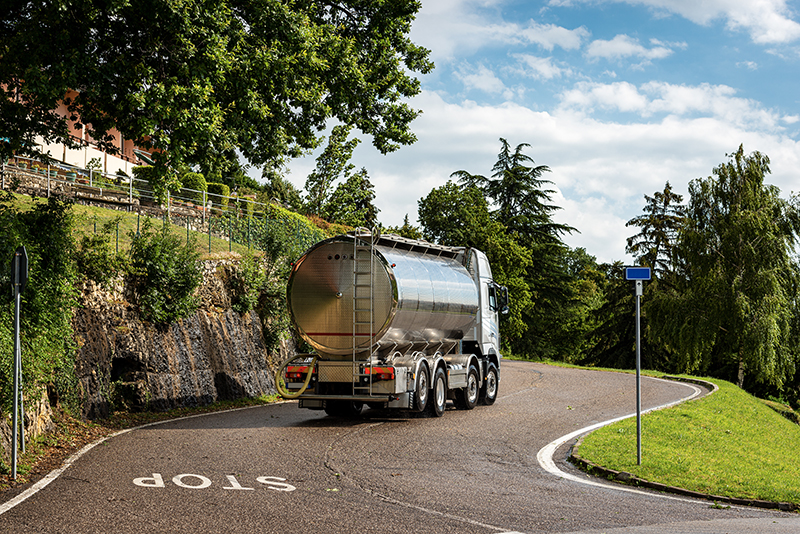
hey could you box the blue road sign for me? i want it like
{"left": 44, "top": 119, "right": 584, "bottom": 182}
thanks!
{"left": 625, "top": 267, "right": 651, "bottom": 281}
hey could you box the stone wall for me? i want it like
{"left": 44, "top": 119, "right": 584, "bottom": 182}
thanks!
{"left": 1, "top": 257, "right": 283, "bottom": 466}
{"left": 74, "top": 259, "right": 281, "bottom": 419}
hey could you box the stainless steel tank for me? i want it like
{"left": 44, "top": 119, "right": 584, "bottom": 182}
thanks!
{"left": 287, "top": 235, "right": 479, "bottom": 358}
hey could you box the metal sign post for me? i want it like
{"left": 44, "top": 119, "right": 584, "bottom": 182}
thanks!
{"left": 10, "top": 245, "right": 28, "bottom": 480}
{"left": 625, "top": 266, "right": 651, "bottom": 466}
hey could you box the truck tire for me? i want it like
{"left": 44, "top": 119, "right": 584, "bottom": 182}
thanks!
{"left": 480, "top": 363, "right": 498, "bottom": 405}
{"left": 413, "top": 365, "right": 429, "bottom": 413}
{"left": 324, "top": 400, "right": 364, "bottom": 418}
{"left": 427, "top": 367, "right": 447, "bottom": 417}
{"left": 454, "top": 365, "right": 479, "bottom": 410}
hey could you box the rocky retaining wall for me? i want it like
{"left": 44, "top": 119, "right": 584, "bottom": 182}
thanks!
{"left": 1, "top": 258, "right": 281, "bottom": 466}
{"left": 74, "top": 259, "right": 280, "bottom": 419}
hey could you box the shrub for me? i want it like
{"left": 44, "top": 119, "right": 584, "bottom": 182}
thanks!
{"left": 207, "top": 182, "right": 230, "bottom": 210}
{"left": 132, "top": 166, "right": 181, "bottom": 205}
{"left": 0, "top": 193, "right": 80, "bottom": 414}
{"left": 75, "top": 215, "right": 129, "bottom": 287}
{"left": 128, "top": 217, "right": 202, "bottom": 324}
{"left": 229, "top": 251, "right": 269, "bottom": 315}
{"left": 181, "top": 172, "right": 207, "bottom": 203}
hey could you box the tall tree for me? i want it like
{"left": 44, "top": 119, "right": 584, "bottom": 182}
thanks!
{"left": 452, "top": 139, "right": 577, "bottom": 358}
{"left": 1, "top": 0, "right": 433, "bottom": 171}
{"left": 626, "top": 181, "right": 686, "bottom": 279}
{"left": 452, "top": 138, "right": 574, "bottom": 245}
{"left": 322, "top": 168, "right": 380, "bottom": 228}
{"left": 578, "top": 262, "right": 636, "bottom": 369}
{"left": 649, "top": 145, "right": 800, "bottom": 388}
{"left": 304, "top": 125, "right": 360, "bottom": 216}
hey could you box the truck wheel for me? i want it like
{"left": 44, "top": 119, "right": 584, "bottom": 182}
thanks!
{"left": 413, "top": 365, "right": 429, "bottom": 413}
{"left": 426, "top": 367, "right": 447, "bottom": 417}
{"left": 454, "top": 365, "right": 479, "bottom": 410}
{"left": 324, "top": 400, "right": 363, "bottom": 418}
{"left": 480, "top": 363, "right": 498, "bottom": 405}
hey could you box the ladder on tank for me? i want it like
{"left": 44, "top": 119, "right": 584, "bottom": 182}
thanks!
{"left": 352, "top": 228, "right": 376, "bottom": 397}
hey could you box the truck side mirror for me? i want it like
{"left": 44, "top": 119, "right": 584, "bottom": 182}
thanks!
{"left": 499, "top": 286, "right": 509, "bottom": 310}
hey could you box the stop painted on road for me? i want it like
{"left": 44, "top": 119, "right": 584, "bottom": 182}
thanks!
{"left": 134, "top": 473, "right": 296, "bottom": 492}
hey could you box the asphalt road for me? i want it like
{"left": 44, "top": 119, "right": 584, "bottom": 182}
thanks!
{"left": 1, "top": 361, "right": 798, "bottom": 533}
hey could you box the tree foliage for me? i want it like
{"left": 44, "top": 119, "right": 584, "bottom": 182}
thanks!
{"left": 453, "top": 138, "right": 574, "bottom": 245}
{"left": 304, "top": 125, "right": 361, "bottom": 216}
{"left": 1, "top": 0, "right": 433, "bottom": 172}
{"left": 257, "top": 173, "right": 303, "bottom": 213}
{"left": 128, "top": 218, "right": 203, "bottom": 324}
{"left": 625, "top": 181, "right": 686, "bottom": 279}
{"left": 0, "top": 193, "right": 80, "bottom": 414}
{"left": 646, "top": 146, "right": 800, "bottom": 389}
{"left": 322, "top": 169, "right": 380, "bottom": 228}
{"left": 446, "top": 139, "right": 579, "bottom": 357}
{"left": 384, "top": 214, "right": 423, "bottom": 240}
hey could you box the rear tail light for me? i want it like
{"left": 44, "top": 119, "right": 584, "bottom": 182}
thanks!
{"left": 364, "top": 367, "right": 395, "bottom": 381}
{"left": 285, "top": 365, "right": 314, "bottom": 380}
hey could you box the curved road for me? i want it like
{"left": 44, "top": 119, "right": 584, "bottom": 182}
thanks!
{"left": 1, "top": 361, "right": 797, "bottom": 533}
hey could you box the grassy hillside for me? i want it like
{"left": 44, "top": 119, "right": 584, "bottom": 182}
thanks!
{"left": 5, "top": 192, "right": 249, "bottom": 257}
{"left": 4, "top": 192, "right": 346, "bottom": 259}
{"left": 576, "top": 377, "right": 800, "bottom": 504}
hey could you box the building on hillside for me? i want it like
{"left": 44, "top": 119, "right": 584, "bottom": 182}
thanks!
{"left": 30, "top": 90, "right": 154, "bottom": 175}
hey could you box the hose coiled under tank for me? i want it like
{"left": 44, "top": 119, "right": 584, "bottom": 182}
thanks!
{"left": 274, "top": 354, "right": 319, "bottom": 399}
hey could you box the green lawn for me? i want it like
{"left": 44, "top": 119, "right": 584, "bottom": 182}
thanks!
{"left": 576, "top": 377, "right": 800, "bottom": 504}
{"left": 4, "top": 192, "right": 253, "bottom": 258}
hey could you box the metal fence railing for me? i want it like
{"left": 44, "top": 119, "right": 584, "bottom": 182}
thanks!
{"left": 0, "top": 156, "right": 327, "bottom": 256}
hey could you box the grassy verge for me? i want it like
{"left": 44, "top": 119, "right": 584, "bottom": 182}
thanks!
{"left": 72, "top": 202, "right": 253, "bottom": 258}
{"left": 1, "top": 395, "right": 282, "bottom": 492}
{"left": 576, "top": 377, "right": 800, "bottom": 504}
{"left": 4, "top": 192, "right": 260, "bottom": 258}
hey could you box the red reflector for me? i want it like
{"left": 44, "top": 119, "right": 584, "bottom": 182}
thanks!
{"left": 285, "top": 366, "right": 314, "bottom": 380}
{"left": 364, "top": 367, "right": 395, "bottom": 380}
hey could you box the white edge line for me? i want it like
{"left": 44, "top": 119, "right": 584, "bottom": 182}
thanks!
{"left": 0, "top": 427, "right": 132, "bottom": 516}
{"left": 536, "top": 376, "right": 705, "bottom": 502}
{"left": 0, "top": 401, "right": 292, "bottom": 516}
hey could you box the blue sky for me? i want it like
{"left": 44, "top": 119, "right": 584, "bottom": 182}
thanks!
{"left": 285, "top": 0, "right": 800, "bottom": 263}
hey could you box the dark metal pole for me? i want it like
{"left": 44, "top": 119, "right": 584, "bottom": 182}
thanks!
{"left": 18, "top": 339, "right": 24, "bottom": 454}
{"left": 635, "top": 280, "right": 643, "bottom": 465}
{"left": 12, "top": 256, "right": 20, "bottom": 479}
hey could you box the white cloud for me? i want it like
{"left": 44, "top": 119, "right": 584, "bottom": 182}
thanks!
{"left": 585, "top": 34, "right": 677, "bottom": 63}
{"left": 512, "top": 54, "right": 569, "bottom": 80}
{"left": 411, "top": 1, "right": 590, "bottom": 62}
{"left": 284, "top": 89, "right": 800, "bottom": 262}
{"left": 454, "top": 64, "right": 502, "bottom": 93}
{"left": 283, "top": 0, "right": 800, "bottom": 263}
{"left": 737, "top": 60, "right": 760, "bottom": 70}
{"left": 558, "top": 81, "right": 650, "bottom": 113}
{"left": 454, "top": 64, "right": 514, "bottom": 98}
{"left": 557, "top": 81, "right": 788, "bottom": 131}
{"left": 519, "top": 21, "right": 591, "bottom": 51}
{"left": 326, "top": 89, "right": 800, "bottom": 263}
{"left": 555, "top": 0, "right": 800, "bottom": 45}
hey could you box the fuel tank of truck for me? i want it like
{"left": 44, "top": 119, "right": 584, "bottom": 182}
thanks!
{"left": 287, "top": 234, "right": 479, "bottom": 358}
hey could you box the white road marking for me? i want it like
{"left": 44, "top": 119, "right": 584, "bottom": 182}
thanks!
{"left": 0, "top": 426, "right": 134, "bottom": 515}
{"left": 0, "top": 403, "right": 289, "bottom": 516}
{"left": 536, "top": 376, "right": 707, "bottom": 502}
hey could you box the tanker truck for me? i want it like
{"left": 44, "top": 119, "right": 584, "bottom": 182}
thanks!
{"left": 276, "top": 230, "right": 509, "bottom": 417}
